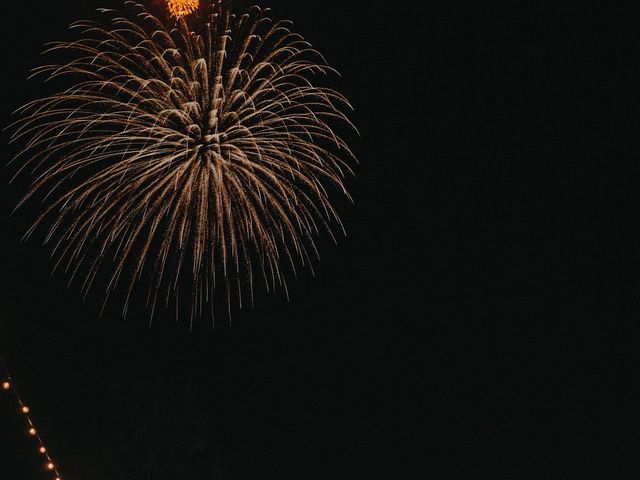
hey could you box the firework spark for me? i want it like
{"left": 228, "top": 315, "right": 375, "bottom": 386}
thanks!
{"left": 10, "top": 1, "right": 356, "bottom": 321}
{"left": 167, "top": 0, "right": 199, "bottom": 17}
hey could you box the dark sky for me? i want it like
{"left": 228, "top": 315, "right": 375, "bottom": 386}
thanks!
{"left": 2, "top": 1, "right": 640, "bottom": 478}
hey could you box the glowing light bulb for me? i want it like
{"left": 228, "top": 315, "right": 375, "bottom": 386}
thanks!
{"left": 22, "top": 405, "right": 30, "bottom": 413}
{"left": 39, "top": 446, "right": 46, "bottom": 454}
{"left": 28, "top": 427, "right": 37, "bottom": 436}
{"left": 1, "top": 381, "right": 10, "bottom": 390}
{"left": 46, "top": 462, "right": 55, "bottom": 470}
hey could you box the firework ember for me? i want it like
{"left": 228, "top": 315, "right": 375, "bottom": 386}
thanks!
{"left": 167, "top": 0, "right": 200, "bottom": 18}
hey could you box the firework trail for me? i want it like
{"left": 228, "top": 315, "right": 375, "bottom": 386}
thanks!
{"left": 10, "top": 1, "right": 356, "bottom": 322}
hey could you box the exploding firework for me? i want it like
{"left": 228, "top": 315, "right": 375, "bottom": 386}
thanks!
{"left": 10, "top": 1, "right": 356, "bottom": 321}
{"left": 167, "top": 0, "right": 200, "bottom": 17}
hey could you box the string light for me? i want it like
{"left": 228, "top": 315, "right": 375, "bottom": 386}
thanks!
{"left": 1, "top": 355, "right": 64, "bottom": 480}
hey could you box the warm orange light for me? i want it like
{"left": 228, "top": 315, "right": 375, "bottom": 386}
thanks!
{"left": 39, "top": 446, "right": 46, "bottom": 454}
{"left": 167, "top": 0, "right": 199, "bottom": 18}
{"left": 22, "top": 405, "right": 30, "bottom": 413}
{"left": 46, "top": 462, "right": 55, "bottom": 470}
{"left": 1, "top": 381, "right": 10, "bottom": 390}
{"left": 29, "top": 427, "right": 37, "bottom": 435}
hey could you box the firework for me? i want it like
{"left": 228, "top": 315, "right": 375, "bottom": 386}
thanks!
{"left": 10, "top": 1, "right": 356, "bottom": 322}
{"left": 167, "top": 0, "right": 200, "bottom": 17}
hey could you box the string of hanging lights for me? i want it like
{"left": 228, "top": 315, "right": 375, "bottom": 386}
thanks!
{"left": 0, "top": 356, "right": 62, "bottom": 480}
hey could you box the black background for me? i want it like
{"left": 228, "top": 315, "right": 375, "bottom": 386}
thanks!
{"left": 2, "top": 1, "right": 640, "bottom": 478}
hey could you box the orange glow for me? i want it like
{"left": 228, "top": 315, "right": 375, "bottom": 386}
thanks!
{"left": 39, "top": 446, "right": 46, "bottom": 454}
{"left": 22, "top": 405, "right": 30, "bottom": 413}
{"left": 29, "top": 427, "right": 37, "bottom": 435}
{"left": 46, "top": 462, "right": 55, "bottom": 470}
{"left": 167, "top": 0, "right": 199, "bottom": 17}
{"left": 1, "top": 381, "right": 10, "bottom": 390}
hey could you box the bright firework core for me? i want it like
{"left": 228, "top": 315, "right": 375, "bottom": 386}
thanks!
{"left": 167, "top": 0, "right": 200, "bottom": 17}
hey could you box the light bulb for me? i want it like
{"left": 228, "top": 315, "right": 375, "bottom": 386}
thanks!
{"left": 28, "top": 427, "right": 37, "bottom": 436}
{"left": 22, "top": 405, "right": 30, "bottom": 413}
{"left": 39, "top": 446, "right": 46, "bottom": 454}
{"left": 46, "top": 462, "right": 55, "bottom": 470}
{"left": 1, "top": 381, "right": 9, "bottom": 390}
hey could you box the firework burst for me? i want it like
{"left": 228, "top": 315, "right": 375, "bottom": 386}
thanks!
{"left": 167, "top": 0, "right": 200, "bottom": 18}
{"left": 10, "top": 1, "right": 356, "bottom": 322}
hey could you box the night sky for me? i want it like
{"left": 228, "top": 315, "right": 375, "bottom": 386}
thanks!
{"left": 2, "top": 1, "right": 640, "bottom": 478}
